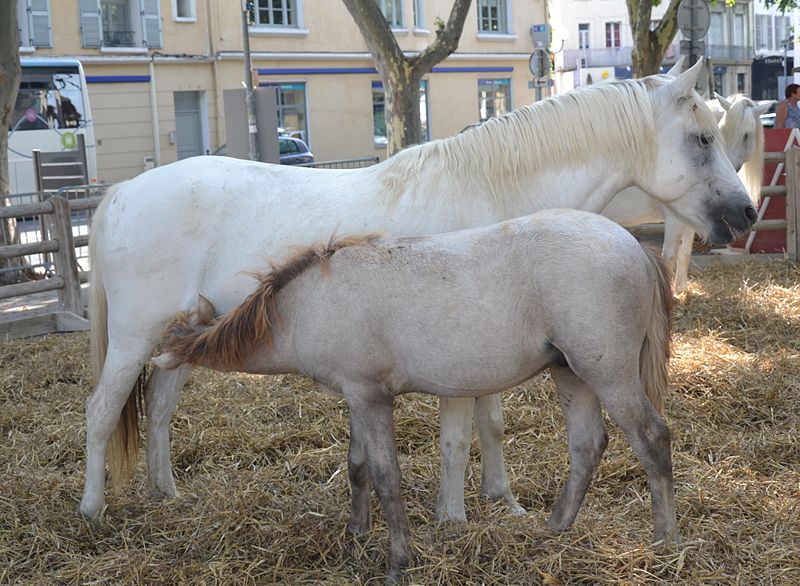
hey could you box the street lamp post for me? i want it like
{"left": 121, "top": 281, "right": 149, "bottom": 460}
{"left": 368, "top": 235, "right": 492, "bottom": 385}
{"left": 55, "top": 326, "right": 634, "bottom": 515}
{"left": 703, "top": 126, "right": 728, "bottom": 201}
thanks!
{"left": 241, "top": 1, "right": 259, "bottom": 161}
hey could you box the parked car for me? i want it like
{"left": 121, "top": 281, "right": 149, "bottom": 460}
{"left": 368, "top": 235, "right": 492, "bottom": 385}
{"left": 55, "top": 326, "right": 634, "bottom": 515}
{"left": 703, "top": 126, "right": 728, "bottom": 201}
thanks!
{"left": 211, "top": 136, "right": 315, "bottom": 165}
{"left": 760, "top": 102, "right": 776, "bottom": 128}
{"left": 279, "top": 136, "right": 314, "bottom": 165}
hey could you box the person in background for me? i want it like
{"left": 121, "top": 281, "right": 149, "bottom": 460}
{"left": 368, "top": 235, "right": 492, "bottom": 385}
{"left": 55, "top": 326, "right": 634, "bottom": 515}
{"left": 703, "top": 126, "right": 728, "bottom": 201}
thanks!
{"left": 774, "top": 83, "right": 800, "bottom": 129}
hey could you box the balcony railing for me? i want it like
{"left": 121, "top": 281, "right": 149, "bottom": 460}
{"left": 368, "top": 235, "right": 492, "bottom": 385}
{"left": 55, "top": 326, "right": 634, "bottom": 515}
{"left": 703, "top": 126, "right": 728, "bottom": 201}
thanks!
{"left": 560, "top": 42, "right": 681, "bottom": 71}
{"left": 103, "top": 30, "right": 136, "bottom": 48}
{"left": 706, "top": 45, "right": 754, "bottom": 62}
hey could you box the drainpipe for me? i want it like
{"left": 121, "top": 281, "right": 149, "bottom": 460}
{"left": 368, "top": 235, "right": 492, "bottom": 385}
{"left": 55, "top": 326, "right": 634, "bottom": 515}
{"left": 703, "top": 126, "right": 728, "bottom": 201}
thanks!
{"left": 149, "top": 55, "right": 162, "bottom": 166}
{"left": 206, "top": 0, "right": 225, "bottom": 147}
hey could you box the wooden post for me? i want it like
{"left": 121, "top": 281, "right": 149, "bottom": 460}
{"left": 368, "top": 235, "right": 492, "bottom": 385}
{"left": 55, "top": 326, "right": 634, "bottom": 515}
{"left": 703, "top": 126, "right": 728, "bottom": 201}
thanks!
{"left": 785, "top": 148, "right": 799, "bottom": 262}
{"left": 45, "top": 196, "right": 83, "bottom": 316}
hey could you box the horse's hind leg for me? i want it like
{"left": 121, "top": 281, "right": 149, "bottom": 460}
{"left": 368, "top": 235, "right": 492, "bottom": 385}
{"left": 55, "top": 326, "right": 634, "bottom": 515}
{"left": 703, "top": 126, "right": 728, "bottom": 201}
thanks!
{"left": 593, "top": 378, "right": 678, "bottom": 543}
{"left": 474, "top": 394, "right": 525, "bottom": 514}
{"left": 145, "top": 364, "right": 191, "bottom": 500}
{"left": 436, "top": 396, "right": 473, "bottom": 521}
{"left": 80, "top": 340, "right": 153, "bottom": 521}
{"left": 546, "top": 366, "right": 608, "bottom": 531}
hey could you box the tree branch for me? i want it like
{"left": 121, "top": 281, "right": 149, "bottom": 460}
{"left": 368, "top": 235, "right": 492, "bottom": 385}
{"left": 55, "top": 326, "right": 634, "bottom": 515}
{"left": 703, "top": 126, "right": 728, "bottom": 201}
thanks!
{"left": 412, "top": 0, "right": 473, "bottom": 77}
{"left": 340, "top": 0, "right": 405, "bottom": 75}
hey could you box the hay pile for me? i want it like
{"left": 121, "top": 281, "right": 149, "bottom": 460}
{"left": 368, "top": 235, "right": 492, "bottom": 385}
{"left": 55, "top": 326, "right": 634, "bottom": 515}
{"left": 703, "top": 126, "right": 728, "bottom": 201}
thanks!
{"left": 1, "top": 259, "right": 798, "bottom": 585}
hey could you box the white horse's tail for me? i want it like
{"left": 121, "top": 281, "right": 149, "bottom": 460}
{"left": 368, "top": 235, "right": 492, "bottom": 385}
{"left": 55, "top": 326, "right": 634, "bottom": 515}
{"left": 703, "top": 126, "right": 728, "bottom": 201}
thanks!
{"left": 638, "top": 245, "right": 673, "bottom": 416}
{"left": 89, "top": 183, "right": 140, "bottom": 487}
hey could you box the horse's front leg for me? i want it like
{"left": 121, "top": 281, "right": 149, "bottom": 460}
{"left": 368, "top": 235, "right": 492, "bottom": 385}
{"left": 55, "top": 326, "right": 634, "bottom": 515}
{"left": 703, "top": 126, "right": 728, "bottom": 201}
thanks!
{"left": 546, "top": 366, "right": 608, "bottom": 530}
{"left": 347, "top": 389, "right": 411, "bottom": 583}
{"left": 674, "top": 226, "right": 695, "bottom": 293}
{"left": 474, "top": 394, "right": 525, "bottom": 514}
{"left": 145, "top": 364, "right": 191, "bottom": 500}
{"left": 436, "top": 396, "right": 473, "bottom": 521}
{"left": 661, "top": 212, "right": 685, "bottom": 270}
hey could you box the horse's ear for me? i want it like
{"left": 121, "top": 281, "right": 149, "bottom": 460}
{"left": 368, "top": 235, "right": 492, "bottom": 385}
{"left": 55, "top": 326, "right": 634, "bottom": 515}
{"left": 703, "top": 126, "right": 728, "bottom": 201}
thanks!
{"left": 715, "top": 93, "right": 732, "bottom": 112}
{"left": 665, "top": 56, "right": 685, "bottom": 77}
{"left": 753, "top": 100, "right": 774, "bottom": 116}
{"left": 197, "top": 294, "right": 217, "bottom": 325}
{"left": 670, "top": 57, "right": 704, "bottom": 98}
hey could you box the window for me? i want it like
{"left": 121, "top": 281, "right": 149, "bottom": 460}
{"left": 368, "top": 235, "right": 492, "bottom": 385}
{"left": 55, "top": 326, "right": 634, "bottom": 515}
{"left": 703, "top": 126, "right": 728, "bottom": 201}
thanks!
{"left": 733, "top": 12, "right": 745, "bottom": 47}
{"left": 17, "top": 0, "right": 52, "bottom": 48}
{"left": 477, "top": 0, "right": 508, "bottom": 34}
{"left": 605, "top": 22, "right": 621, "bottom": 48}
{"left": 80, "top": 0, "right": 162, "bottom": 49}
{"left": 709, "top": 12, "right": 724, "bottom": 46}
{"left": 372, "top": 80, "right": 429, "bottom": 146}
{"left": 714, "top": 71, "right": 724, "bottom": 95}
{"left": 265, "top": 82, "right": 309, "bottom": 144}
{"left": 377, "top": 0, "right": 403, "bottom": 28}
{"left": 11, "top": 70, "right": 86, "bottom": 131}
{"left": 172, "top": 0, "right": 195, "bottom": 20}
{"left": 756, "top": 15, "right": 768, "bottom": 51}
{"left": 578, "top": 23, "right": 589, "bottom": 49}
{"left": 768, "top": 15, "right": 775, "bottom": 50}
{"left": 737, "top": 73, "right": 746, "bottom": 93}
{"left": 250, "top": 0, "right": 297, "bottom": 27}
{"left": 101, "top": 0, "right": 135, "bottom": 47}
{"left": 478, "top": 79, "right": 510, "bottom": 122}
{"left": 412, "top": 0, "right": 423, "bottom": 29}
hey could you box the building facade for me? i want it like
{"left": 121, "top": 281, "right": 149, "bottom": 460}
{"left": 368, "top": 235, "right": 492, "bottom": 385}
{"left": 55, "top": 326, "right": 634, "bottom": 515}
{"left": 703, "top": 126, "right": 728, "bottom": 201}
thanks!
{"left": 752, "top": 0, "right": 793, "bottom": 100}
{"left": 549, "top": 0, "right": 754, "bottom": 97}
{"left": 14, "top": 0, "right": 546, "bottom": 184}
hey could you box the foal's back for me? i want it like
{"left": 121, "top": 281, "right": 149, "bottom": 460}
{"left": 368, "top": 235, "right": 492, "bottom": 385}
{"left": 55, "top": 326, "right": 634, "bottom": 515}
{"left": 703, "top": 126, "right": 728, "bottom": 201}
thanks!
{"left": 277, "top": 210, "right": 655, "bottom": 397}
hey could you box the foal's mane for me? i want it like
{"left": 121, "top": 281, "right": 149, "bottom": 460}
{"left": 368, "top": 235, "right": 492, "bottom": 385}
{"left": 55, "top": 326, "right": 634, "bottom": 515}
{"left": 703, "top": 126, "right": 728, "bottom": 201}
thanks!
{"left": 370, "top": 77, "right": 712, "bottom": 207}
{"left": 161, "top": 235, "right": 380, "bottom": 370}
{"left": 719, "top": 94, "right": 764, "bottom": 203}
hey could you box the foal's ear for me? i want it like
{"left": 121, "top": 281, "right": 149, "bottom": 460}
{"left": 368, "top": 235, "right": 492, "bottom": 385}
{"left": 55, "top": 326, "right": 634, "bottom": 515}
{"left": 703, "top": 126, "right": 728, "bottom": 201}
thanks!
{"left": 670, "top": 57, "right": 704, "bottom": 98}
{"left": 197, "top": 294, "right": 217, "bottom": 325}
{"left": 715, "top": 93, "right": 732, "bottom": 112}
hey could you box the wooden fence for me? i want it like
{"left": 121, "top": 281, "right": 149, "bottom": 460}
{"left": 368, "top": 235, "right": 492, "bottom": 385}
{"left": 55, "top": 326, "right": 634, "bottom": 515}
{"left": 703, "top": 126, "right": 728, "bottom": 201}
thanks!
{"left": 0, "top": 194, "right": 103, "bottom": 339}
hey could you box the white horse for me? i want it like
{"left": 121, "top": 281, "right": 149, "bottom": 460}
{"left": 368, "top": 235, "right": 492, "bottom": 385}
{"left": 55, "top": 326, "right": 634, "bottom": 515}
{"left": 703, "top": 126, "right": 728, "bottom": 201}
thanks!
{"left": 602, "top": 92, "right": 770, "bottom": 292}
{"left": 153, "top": 209, "right": 677, "bottom": 581}
{"left": 79, "top": 59, "right": 755, "bottom": 524}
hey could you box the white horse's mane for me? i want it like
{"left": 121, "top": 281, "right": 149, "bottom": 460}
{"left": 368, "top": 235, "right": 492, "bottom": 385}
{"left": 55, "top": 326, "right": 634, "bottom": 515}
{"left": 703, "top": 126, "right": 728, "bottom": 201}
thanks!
{"left": 719, "top": 94, "right": 764, "bottom": 203}
{"left": 370, "top": 77, "right": 718, "bottom": 208}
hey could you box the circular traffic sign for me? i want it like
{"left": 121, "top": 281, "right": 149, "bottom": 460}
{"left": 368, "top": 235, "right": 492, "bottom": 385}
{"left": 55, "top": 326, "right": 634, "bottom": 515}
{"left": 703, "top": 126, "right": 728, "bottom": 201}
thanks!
{"left": 677, "top": 0, "right": 710, "bottom": 42}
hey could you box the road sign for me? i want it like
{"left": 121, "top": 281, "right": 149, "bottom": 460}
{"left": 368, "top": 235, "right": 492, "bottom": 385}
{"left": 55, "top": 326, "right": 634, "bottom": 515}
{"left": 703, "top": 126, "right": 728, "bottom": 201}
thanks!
{"left": 529, "top": 48, "right": 549, "bottom": 78}
{"left": 677, "top": 0, "right": 710, "bottom": 42}
{"left": 531, "top": 24, "right": 550, "bottom": 48}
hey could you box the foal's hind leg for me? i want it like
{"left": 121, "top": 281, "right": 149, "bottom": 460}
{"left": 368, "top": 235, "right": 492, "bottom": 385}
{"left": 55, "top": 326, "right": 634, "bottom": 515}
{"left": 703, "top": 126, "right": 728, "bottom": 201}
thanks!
{"left": 546, "top": 366, "right": 608, "bottom": 531}
{"left": 80, "top": 341, "right": 153, "bottom": 521}
{"left": 593, "top": 379, "right": 678, "bottom": 543}
{"left": 146, "top": 364, "right": 191, "bottom": 500}
{"left": 474, "top": 394, "right": 525, "bottom": 514}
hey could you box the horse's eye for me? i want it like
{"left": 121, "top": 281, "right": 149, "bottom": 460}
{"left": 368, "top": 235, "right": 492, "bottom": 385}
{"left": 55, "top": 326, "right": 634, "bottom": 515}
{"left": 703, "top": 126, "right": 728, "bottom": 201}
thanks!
{"left": 694, "top": 133, "right": 714, "bottom": 147}
{"left": 743, "top": 133, "right": 751, "bottom": 143}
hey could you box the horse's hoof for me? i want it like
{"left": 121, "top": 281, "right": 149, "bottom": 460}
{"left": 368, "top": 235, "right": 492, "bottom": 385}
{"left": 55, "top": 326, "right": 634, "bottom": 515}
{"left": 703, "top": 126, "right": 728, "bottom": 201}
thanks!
{"left": 346, "top": 518, "right": 371, "bottom": 536}
{"left": 507, "top": 501, "right": 527, "bottom": 516}
{"left": 435, "top": 507, "right": 467, "bottom": 523}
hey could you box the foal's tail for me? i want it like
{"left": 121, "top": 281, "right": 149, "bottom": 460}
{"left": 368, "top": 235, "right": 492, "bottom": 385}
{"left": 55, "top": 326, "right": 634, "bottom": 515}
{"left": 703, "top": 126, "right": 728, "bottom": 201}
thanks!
{"left": 638, "top": 245, "right": 674, "bottom": 416}
{"left": 89, "top": 183, "right": 141, "bottom": 487}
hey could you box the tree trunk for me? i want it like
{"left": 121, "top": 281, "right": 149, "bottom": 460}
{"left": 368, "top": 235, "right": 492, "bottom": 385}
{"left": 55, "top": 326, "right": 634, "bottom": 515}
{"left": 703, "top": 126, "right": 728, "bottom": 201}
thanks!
{"left": 628, "top": 0, "right": 681, "bottom": 77}
{"left": 1, "top": 1, "right": 24, "bottom": 285}
{"left": 342, "top": 0, "right": 472, "bottom": 156}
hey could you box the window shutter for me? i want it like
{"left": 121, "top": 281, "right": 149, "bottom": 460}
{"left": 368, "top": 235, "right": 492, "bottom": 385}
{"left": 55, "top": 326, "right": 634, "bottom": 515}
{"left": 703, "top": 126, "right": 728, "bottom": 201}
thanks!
{"left": 79, "top": 0, "right": 102, "bottom": 48}
{"left": 28, "top": 0, "right": 52, "bottom": 47}
{"left": 140, "top": 0, "right": 163, "bottom": 48}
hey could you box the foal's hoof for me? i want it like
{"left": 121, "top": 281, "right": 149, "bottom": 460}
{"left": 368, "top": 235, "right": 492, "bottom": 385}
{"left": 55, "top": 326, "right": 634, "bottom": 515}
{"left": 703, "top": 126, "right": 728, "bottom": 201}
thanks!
{"left": 507, "top": 500, "right": 527, "bottom": 516}
{"left": 435, "top": 507, "right": 467, "bottom": 523}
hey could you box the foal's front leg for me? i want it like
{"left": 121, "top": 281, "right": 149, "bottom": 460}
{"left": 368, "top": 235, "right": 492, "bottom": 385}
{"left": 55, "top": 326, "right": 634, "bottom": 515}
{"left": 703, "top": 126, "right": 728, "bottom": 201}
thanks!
{"left": 347, "top": 417, "right": 371, "bottom": 535}
{"left": 347, "top": 390, "right": 411, "bottom": 582}
{"left": 437, "top": 396, "right": 474, "bottom": 521}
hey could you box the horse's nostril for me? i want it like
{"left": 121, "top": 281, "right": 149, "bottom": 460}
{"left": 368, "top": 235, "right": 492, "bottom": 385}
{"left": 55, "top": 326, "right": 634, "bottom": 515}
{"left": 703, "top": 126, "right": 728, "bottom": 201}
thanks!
{"left": 744, "top": 205, "right": 758, "bottom": 224}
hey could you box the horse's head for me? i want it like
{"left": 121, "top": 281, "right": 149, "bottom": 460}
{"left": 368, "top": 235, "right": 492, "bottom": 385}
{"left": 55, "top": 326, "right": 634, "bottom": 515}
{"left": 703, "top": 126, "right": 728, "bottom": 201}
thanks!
{"left": 639, "top": 59, "right": 757, "bottom": 244}
{"left": 716, "top": 93, "right": 772, "bottom": 172}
